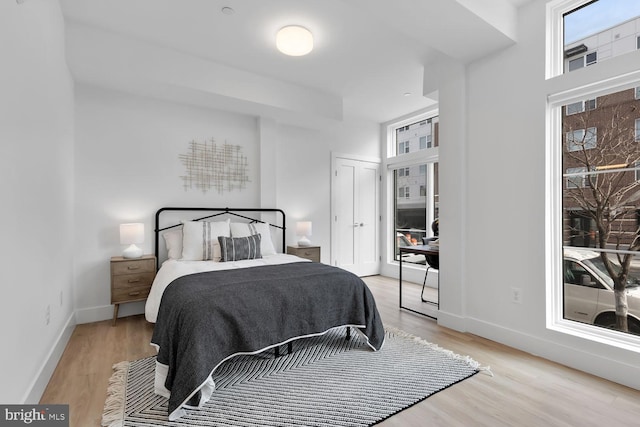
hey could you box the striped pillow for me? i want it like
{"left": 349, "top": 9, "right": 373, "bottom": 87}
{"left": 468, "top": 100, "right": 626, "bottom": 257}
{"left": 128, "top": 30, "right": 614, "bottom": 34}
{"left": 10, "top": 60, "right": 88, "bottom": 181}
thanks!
{"left": 218, "top": 234, "right": 262, "bottom": 262}
{"left": 181, "top": 220, "right": 230, "bottom": 261}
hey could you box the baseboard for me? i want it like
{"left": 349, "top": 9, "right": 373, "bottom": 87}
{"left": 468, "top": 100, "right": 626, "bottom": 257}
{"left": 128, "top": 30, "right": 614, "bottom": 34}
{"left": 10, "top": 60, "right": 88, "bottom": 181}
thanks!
{"left": 465, "top": 316, "right": 640, "bottom": 391}
{"left": 75, "top": 301, "right": 146, "bottom": 325}
{"left": 23, "top": 311, "right": 76, "bottom": 404}
{"left": 436, "top": 310, "right": 467, "bottom": 332}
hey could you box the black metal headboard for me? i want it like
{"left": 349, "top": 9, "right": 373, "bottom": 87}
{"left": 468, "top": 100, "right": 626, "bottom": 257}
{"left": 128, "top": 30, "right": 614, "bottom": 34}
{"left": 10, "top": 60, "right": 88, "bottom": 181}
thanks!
{"left": 154, "top": 207, "right": 286, "bottom": 264}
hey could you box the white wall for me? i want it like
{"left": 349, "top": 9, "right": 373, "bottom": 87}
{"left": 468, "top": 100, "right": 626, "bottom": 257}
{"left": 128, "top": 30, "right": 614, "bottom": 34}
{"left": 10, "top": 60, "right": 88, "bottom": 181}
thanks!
{"left": 276, "top": 120, "right": 381, "bottom": 262}
{"left": 73, "top": 85, "right": 380, "bottom": 320}
{"left": 442, "top": 0, "right": 640, "bottom": 389}
{"left": 0, "top": 0, "right": 75, "bottom": 403}
{"left": 74, "top": 85, "right": 261, "bottom": 322}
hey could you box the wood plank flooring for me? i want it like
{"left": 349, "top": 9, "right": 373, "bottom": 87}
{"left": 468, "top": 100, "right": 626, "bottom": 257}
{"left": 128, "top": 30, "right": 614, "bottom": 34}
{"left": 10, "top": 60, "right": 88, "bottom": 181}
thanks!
{"left": 40, "top": 275, "right": 640, "bottom": 426}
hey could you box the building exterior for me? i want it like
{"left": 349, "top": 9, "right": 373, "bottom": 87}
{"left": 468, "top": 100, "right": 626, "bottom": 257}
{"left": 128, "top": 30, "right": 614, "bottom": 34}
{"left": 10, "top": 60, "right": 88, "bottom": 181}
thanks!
{"left": 562, "top": 87, "right": 640, "bottom": 248}
{"left": 564, "top": 15, "right": 640, "bottom": 72}
{"left": 562, "top": 17, "right": 640, "bottom": 250}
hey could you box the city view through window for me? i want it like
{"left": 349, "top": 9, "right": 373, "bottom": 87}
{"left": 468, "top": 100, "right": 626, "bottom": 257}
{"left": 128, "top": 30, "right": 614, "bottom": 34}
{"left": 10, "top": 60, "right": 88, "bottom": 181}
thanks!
{"left": 393, "top": 117, "right": 438, "bottom": 261}
{"left": 561, "top": 0, "right": 640, "bottom": 335}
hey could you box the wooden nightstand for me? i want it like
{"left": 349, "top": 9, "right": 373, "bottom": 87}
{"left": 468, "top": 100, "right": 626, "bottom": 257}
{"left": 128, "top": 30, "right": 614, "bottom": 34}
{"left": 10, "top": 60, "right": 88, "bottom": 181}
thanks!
{"left": 287, "top": 245, "right": 321, "bottom": 262}
{"left": 110, "top": 254, "right": 156, "bottom": 325}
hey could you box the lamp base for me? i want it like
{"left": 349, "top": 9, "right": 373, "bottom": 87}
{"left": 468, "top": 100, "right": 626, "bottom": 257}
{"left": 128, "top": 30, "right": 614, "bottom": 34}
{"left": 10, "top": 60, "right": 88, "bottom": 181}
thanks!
{"left": 123, "top": 244, "right": 143, "bottom": 259}
{"left": 297, "top": 236, "right": 311, "bottom": 247}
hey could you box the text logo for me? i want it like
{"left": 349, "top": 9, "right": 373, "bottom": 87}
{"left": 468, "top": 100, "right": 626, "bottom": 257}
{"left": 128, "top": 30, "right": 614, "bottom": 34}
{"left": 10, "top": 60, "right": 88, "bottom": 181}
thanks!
{"left": 0, "top": 405, "right": 68, "bottom": 426}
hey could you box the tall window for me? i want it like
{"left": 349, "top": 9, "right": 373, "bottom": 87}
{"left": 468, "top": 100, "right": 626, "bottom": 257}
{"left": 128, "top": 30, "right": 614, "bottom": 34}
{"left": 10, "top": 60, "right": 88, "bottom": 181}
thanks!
{"left": 548, "top": 0, "right": 640, "bottom": 341}
{"left": 388, "top": 114, "right": 439, "bottom": 261}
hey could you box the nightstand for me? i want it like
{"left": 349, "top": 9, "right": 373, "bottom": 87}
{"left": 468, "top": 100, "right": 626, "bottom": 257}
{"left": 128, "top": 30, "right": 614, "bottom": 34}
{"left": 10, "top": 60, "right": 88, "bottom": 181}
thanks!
{"left": 110, "top": 255, "right": 156, "bottom": 325}
{"left": 287, "top": 245, "right": 321, "bottom": 262}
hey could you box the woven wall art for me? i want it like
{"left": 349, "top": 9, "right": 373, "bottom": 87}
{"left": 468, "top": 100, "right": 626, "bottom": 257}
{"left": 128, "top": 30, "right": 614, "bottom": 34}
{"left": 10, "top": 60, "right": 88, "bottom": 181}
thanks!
{"left": 179, "top": 138, "right": 249, "bottom": 194}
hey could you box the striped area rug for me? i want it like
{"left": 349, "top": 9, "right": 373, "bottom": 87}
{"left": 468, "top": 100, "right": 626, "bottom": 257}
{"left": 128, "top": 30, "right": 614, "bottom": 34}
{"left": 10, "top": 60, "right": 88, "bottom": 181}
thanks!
{"left": 102, "top": 327, "right": 486, "bottom": 426}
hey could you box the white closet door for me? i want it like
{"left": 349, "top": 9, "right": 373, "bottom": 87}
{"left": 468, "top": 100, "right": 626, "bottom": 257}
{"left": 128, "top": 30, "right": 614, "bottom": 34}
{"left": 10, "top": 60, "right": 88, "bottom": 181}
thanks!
{"left": 332, "top": 157, "right": 380, "bottom": 276}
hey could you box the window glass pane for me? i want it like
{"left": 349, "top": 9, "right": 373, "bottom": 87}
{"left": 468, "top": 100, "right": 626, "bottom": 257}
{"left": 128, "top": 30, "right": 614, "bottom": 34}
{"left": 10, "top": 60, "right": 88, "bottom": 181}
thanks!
{"left": 394, "top": 117, "right": 439, "bottom": 154}
{"left": 585, "top": 99, "right": 596, "bottom": 110}
{"left": 566, "top": 167, "right": 587, "bottom": 188}
{"left": 562, "top": 85, "right": 640, "bottom": 335}
{"left": 394, "top": 165, "right": 427, "bottom": 261}
{"left": 568, "top": 57, "right": 584, "bottom": 71}
{"left": 566, "top": 101, "right": 584, "bottom": 115}
{"left": 564, "top": 0, "right": 640, "bottom": 74}
{"left": 433, "top": 162, "right": 439, "bottom": 219}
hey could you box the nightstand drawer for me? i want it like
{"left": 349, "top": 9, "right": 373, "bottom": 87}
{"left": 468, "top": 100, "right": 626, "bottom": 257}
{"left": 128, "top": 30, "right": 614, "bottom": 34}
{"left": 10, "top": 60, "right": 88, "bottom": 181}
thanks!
{"left": 287, "top": 245, "right": 321, "bottom": 262}
{"left": 111, "top": 258, "right": 155, "bottom": 275}
{"left": 112, "top": 272, "right": 155, "bottom": 289}
{"left": 111, "top": 284, "right": 152, "bottom": 303}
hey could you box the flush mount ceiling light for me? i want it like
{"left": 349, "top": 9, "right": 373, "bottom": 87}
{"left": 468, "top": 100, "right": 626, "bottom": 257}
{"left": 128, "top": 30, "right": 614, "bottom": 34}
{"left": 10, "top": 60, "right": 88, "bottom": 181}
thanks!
{"left": 276, "top": 25, "right": 314, "bottom": 56}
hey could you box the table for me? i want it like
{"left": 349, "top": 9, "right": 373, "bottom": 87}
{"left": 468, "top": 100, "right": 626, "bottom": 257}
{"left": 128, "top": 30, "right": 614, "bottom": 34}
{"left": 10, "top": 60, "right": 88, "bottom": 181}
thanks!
{"left": 399, "top": 244, "right": 439, "bottom": 319}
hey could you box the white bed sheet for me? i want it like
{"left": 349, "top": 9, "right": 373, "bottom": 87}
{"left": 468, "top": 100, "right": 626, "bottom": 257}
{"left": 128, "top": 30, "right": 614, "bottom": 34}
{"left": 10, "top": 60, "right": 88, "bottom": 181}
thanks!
{"left": 145, "top": 253, "right": 309, "bottom": 323}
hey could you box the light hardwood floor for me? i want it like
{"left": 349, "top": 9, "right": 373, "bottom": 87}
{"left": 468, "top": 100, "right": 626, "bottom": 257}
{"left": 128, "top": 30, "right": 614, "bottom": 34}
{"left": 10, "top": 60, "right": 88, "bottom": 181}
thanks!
{"left": 40, "top": 275, "right": 640, "bottom": 426}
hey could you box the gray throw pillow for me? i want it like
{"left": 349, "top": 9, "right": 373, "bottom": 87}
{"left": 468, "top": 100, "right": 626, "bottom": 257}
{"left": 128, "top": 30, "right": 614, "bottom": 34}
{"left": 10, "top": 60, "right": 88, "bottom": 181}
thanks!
{"left": 218, "top": 234, "right": 262, "bottom": 261}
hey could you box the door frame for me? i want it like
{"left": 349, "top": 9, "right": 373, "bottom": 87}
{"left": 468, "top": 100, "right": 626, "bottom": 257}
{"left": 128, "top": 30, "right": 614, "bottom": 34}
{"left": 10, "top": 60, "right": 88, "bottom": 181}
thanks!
{"left": 330, "top": 152, "right": 381, "bottom": 274}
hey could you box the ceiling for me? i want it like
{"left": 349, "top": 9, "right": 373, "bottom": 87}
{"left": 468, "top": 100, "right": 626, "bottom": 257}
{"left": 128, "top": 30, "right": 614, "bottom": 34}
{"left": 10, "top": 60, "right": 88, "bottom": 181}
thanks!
{"left": 60, "top": 0, "right": 534, "bottom": 126}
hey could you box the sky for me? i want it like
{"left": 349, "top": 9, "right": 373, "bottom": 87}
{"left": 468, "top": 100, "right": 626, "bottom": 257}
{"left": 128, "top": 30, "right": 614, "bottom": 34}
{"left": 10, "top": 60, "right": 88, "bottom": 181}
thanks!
{"left": 564, "top": 0, "right": 640, "bottom": 44}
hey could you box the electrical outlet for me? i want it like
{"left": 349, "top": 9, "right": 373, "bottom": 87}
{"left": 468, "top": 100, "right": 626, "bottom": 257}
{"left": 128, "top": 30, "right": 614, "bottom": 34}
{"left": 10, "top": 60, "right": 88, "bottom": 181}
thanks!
{"left": 511, "top": 287, "right": 523, "bottom": 304}
{"left": 45, "top": 305, "right": 51, "bottom": 325}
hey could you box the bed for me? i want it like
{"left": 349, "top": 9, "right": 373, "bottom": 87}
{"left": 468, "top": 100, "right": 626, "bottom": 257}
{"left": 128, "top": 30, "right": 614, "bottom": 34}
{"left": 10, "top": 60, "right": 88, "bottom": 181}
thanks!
{"left": 145, "top": 207, "right": 385, "bottom": 421}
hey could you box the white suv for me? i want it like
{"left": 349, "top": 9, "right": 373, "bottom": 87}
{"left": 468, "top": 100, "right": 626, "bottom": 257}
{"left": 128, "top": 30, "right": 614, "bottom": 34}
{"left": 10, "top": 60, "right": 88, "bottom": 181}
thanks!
{"left": 564, "top": 248, "right": 640, "bottom": 334}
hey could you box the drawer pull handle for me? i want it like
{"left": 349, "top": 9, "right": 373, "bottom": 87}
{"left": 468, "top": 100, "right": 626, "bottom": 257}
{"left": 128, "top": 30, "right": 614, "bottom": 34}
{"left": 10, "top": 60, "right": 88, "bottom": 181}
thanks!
{"left": 127, "top": 266, "right": 141, "bottom": 270}
{"left": 128, "top": 291, "right": 141, "bottom": 296}
{"left": 304, "top": 252, "right": 312, "bottom": 256}
{"left": 128, "top": 279, "right": 140, "bottom": 283}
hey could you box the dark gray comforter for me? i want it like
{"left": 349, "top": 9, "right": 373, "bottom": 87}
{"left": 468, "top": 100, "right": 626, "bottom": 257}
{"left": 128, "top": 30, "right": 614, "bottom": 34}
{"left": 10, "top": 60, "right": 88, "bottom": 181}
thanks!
{"left": 151, "top": 261, "right": 385, "bottom": 419}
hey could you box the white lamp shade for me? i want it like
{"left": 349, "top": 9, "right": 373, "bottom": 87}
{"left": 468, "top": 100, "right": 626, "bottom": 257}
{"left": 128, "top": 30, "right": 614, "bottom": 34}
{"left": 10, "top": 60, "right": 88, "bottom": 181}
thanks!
{"left": 296, "top": 221, "right": 312, "bottom": 246}
{"left": 120, "top": 223, "right": 144, "bottom": 258}
{"left": 296, "top": 221, "right": 312, "bottom": 237}
{"left": 120, "top": 223, "right": 144, "bottom": 245}
{"left": 276, "top": 25, "right": 314, "bottom": 56}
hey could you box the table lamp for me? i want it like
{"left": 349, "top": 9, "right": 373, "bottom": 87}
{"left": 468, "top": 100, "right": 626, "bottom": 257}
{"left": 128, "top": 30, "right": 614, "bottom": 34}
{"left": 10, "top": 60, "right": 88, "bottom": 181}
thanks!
{"left": 296, "top": 221, "right": 312, "bottom": 246}
{"left": 120, "top": 223, "right": 144, "bottom": 258}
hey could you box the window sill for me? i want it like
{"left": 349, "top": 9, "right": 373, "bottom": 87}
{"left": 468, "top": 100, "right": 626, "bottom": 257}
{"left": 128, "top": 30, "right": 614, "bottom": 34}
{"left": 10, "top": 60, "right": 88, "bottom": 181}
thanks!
{"left": 548, "top": 318, "right": 640, "bottom": 353}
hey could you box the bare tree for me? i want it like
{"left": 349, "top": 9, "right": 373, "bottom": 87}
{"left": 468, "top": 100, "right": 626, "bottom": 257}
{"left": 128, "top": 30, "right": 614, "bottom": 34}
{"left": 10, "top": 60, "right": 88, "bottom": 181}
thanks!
{"left": 564, "top": 93, "right": 640, "bottom": 332}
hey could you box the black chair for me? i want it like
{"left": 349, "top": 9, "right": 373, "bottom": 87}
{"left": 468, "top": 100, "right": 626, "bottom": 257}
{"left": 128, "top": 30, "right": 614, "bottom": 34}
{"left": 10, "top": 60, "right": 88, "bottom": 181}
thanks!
{"left": 421, "top": 236, "right": 439, "bottom": 302}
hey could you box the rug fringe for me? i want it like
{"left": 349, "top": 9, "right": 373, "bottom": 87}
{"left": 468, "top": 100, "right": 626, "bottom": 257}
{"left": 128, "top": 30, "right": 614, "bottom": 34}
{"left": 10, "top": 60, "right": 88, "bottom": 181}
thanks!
{"left": 384, "top": 325, "right": 494, "bottom": 377}
{"left": 101, "top": 360, "right": 129, "bottom": 427}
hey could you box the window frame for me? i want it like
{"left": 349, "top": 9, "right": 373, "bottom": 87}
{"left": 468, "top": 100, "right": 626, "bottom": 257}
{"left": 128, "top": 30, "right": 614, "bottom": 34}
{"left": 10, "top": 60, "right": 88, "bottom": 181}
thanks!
{"left": 386, "top": 108, "right": 439, "bottom": 264}
{"left": 546, "top": 0, "right": 640, "bottom": 352}
{"left": 565, "top": 98, "right": 597, "bottom": 114}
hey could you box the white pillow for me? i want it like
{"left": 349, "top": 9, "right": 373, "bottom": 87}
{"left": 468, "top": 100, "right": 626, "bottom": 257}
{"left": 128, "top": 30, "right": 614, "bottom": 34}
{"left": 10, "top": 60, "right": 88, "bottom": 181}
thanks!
{"left": 181, "top": 219, "right": 231, "bottom": 261}
{"left": 162, "top": 228, "right": 183, "bottom": 260}
{"left": 230, "top": 222, "right": 276, "bottom": 256}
